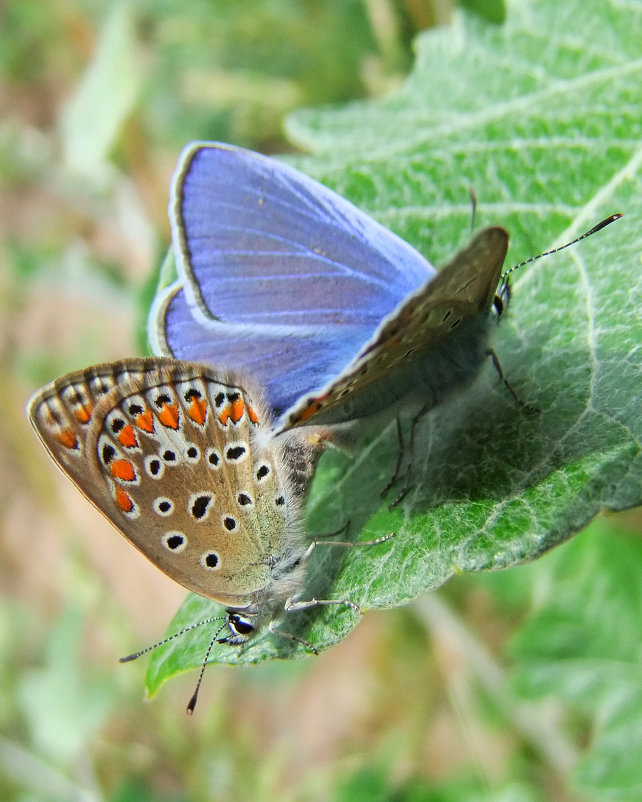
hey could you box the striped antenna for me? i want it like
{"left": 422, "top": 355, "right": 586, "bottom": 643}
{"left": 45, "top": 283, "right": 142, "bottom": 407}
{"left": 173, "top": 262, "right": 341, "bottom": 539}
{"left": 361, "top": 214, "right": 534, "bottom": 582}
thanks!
{"left": 120, "top": 615, "right": 228, "bottom": 715}
{"left": 500, "top": 213, "right": 622, "bottom": 280}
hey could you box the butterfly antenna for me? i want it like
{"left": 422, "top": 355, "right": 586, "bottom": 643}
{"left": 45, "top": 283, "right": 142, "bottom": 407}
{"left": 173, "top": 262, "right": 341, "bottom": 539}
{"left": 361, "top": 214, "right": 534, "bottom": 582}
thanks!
{"left": 119, "top": 616, "right": 227, "bottom": 663}
{"left": 500, "top": 214, "right": 622, "bottom": 281}
{"left": 468, "top": 187, "right": 478, "bottom": 233}
{"left": 186, "top": 622, "right": 227, "bottom": 715}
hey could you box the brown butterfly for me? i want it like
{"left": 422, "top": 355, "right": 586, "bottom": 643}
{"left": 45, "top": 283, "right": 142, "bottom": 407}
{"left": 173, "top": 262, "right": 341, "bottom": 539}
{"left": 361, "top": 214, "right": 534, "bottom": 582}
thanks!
{"left": 28, "top": 357, "right": 389, "bottom": 711}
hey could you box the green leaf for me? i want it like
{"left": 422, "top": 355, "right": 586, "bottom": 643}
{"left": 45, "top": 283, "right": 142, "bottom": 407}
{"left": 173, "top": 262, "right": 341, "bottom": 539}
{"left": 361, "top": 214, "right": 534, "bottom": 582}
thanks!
{"left": 509, "top": 517, "right": 642, "bottom": 800}
{"left": 59, "top": 3, "right": 142, "bottom": 176}
{"left": 146, "top": 0, "right": 641, "bottom": 695}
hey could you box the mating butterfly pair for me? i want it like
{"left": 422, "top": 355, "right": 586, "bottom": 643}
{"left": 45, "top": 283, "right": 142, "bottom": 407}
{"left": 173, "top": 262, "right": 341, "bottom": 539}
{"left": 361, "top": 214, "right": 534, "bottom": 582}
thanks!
{"left": 28, "top": 143, "right": 620, "bottom": 710}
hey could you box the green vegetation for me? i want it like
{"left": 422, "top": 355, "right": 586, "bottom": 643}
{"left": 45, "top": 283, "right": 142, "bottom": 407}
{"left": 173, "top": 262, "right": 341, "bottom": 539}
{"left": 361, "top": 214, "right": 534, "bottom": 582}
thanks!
{"left": 2, "top": 0, "right": 640, "bottom": 800}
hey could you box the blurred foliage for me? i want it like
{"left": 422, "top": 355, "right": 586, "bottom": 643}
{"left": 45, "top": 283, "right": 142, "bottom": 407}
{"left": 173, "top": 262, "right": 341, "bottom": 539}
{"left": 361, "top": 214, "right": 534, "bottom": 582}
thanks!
{"left": 0, "top": 0, "right": 432, "bottom": 158}
{"left": 1, "top": 0, "right": 641, "bottom": 801}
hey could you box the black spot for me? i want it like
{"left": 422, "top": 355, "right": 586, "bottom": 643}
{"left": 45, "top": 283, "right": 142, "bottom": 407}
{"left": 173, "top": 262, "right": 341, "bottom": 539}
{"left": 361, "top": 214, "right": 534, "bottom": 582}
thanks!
{"left": 441, "top": 309, "right": 452, "bottom": 323}
{"left": 186, "top": 446, "right": 198, "bottom": 459}
{"left": 227, "top": 391, "right": 240, "bottom": 402}
{"left": 154, "top": 393, "right": 171, "bottom": 408}
{"left": 226, "top": 445, "right": 246, "bottom": 461}
{"left": 149, "top": 459, "right": 161, "bottom": 476}
{"left": 70, "top": 390, "right": 85, "bottom": 404}
{"left": 191, "top": 495, "right": 211, "bottom": 519}
{"left": 256, "top": 464, "right": 270, "bottom": 480}
{"left": 166, "top": 534, "right": 184, "bottom": 550}
{"left": 111, "top": 418, "right": 125, "bottom": 433}
{"left": 158, "top": 500, "right": 172, "bottom": 513}
{"left": 102, "top": 443, "right": 116, "bottom": 464}
{"left": 204, "top": 552, "right": 219, "bottom": 568}
{"left": 128, "top": 403, "right": 143, "bottom": 416}
{"left": 163, "top": 449, "right": 177, "bottom": 462}
{"left": 450, "top": 318, "right": 462, "bottom": 329}
{"left": 237, "top": 493, "right": 252, "bottom": 506}
{"left": 96, "top": 383, "right": 109, "bottom": 395}
{"left": 275, "top": 496, "right": 285, "bottom": 506}
{"left": 214, "top": 392, "right": 225, "bottom": 407}
{"left": 208, "top": 450, "right": 220, "bottom": 467}
{"left": 184, "top": 387, "right": 201, "bottom": 401}
{"left": 223, "top": 516, "right": 237, "bottom": 531}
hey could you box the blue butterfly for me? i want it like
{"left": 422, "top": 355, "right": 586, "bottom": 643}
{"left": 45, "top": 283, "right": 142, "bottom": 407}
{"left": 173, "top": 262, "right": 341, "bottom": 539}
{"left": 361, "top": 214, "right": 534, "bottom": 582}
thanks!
{"left": 150, "top": 142, "right": 509, "bottom": 434}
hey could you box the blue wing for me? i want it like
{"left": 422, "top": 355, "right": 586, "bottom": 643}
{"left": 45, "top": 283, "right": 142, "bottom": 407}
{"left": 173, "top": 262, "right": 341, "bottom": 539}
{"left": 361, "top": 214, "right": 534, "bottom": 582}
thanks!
{"left": 151, "top": 281, "right": 377, "bottom": 417}
{"left": 154, "top": 142, "right": 435, "bottom": 416}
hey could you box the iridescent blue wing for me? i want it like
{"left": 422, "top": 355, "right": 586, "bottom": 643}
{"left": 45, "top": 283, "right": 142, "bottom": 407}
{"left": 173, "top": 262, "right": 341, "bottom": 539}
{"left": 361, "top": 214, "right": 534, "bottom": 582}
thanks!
{"left": 152, "top": 142, "right": 435, "bottom": 417}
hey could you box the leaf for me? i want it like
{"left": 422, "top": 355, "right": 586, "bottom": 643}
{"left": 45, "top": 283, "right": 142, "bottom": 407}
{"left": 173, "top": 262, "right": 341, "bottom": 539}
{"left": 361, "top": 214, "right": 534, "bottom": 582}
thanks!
{"left": 60, "top": 3, "right": 142, "bottom": 176}
{"left": 509, "top": 517, "right": 642, "bottom": 800}
{"left": 146, "top": 0, "right": 641, "bottom": 694}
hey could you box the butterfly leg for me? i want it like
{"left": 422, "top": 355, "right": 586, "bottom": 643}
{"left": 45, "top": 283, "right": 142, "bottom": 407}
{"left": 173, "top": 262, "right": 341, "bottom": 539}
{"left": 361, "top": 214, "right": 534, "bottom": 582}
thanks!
{"left": 488, "top": 349, "right": 539, "bottom": 414}
{"left": 386, "top": 402, "right": 433, "bottom": 509}
{"left": 308, "top": 520, "right": 351, "bottom": 542}
{"left": 280, "top": 596, "right": 363, "bottom": 649}
{"left": 285, "top": 596, "right": 361, "bottom": 614}
{"left": 269, "top": 590, "right": 377, "bottom": 654}
{"left": 268, "top": 621, "right": 320, "bottom": 654}
{"left": 302, "top": 531, "right": 394, "bottom": 563}
{"left": 380, "top": 416, "right": 405, "bottom": 499}
{"left": 270, "top": 533, "right": 394, "bottom": 651}
{"left": 268, "top": 597, "right": 363, "bottom": 656}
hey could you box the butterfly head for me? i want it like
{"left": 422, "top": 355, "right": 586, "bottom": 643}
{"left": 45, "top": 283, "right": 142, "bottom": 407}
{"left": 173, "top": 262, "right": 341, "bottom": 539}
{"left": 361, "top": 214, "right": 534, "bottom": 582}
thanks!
{"left": 216, "top": 536, "right": 309, "bottom": 646}
{"left": 492, "top": 277, "right": 511, "bottom": 320}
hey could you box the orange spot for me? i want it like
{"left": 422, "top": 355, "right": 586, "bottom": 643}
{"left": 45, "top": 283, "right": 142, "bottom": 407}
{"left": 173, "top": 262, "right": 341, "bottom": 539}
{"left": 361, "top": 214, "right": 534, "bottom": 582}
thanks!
{"left": 299, "top": 402, "right": 321, "bottom": 423}
{"left": 73, "top": 403, "right": 93, "bottom": 423}
{"left": 230, "top": 398, "right": 244, "bottom": 423}
{"left": 158, "top": 403, "right": 179, "bottom": 429}
{"left": 115, "top": 487, "right": 134, "bottom": 513}
{"left": 247, "top": 405, "right": 259, "bottom": 425}
{"left": 54, "top": 429, "right": 79, "bottom": 450}
{"left": 135, "top": 408, "right": 154, "bottom": 433}
{"left": 118, "top": 424, "right": 138, "bottom": 449}
{"left": 218, "top": 406, "right": 230, "bottom": 426}
{"left": 187, "top": 397, "right": 208, "bottom": 425}
{"left": 110, "top": 460, "right": 136, "bottom": 482}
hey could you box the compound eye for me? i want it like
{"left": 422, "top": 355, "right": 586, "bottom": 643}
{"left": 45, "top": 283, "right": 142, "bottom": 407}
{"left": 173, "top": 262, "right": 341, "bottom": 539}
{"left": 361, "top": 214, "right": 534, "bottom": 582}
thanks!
{"left": 228, "top": 613, "right": 254, "bottom": 636}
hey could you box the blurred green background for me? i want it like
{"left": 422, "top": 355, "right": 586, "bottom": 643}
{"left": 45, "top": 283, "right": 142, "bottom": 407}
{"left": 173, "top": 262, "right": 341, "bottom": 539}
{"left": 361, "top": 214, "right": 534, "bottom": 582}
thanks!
{"left": 2, "top": 1, "right": 640, "bottom": 800}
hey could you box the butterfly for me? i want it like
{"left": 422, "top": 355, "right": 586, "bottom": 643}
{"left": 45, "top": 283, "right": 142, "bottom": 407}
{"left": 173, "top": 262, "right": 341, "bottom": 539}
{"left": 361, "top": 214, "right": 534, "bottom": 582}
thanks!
{"left": 29, "top": 359, "right": 390, "bottom": 694}
{"left": 27, "top": 357, "right": 305, "bottom": 625}
{"left": 150, "top": 142, "right": 511, "bottom": 438}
